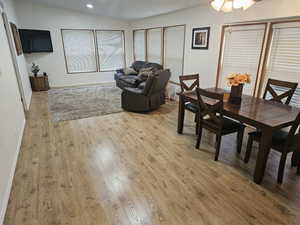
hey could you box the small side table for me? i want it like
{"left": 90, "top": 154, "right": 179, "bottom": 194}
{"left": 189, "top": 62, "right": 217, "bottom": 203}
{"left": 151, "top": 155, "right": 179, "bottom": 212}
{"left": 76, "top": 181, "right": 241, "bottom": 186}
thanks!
{"left": 30, "top": 75, "right": 50, "bottom": 92}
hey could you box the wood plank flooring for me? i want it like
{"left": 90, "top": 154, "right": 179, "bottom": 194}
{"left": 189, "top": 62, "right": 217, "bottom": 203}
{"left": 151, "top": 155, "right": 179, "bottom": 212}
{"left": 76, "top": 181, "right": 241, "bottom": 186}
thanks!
{"left": 4, "top": 92, "right": 300, "bottom": 225}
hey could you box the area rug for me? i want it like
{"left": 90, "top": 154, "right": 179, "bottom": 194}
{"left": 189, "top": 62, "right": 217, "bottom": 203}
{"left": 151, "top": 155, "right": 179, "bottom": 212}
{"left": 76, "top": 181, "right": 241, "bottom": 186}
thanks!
{"left": 48, "top": 85, "right": 123, "bottom": 122}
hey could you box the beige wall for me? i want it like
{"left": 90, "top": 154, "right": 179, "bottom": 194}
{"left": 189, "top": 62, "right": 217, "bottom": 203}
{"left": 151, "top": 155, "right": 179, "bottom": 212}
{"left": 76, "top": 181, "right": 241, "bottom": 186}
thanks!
{"left": 2, "top": 0, "right": 32, "bottom": 109}
{"left": 130, "top": 0, "right": 300, "bottom": 88}
{"left": 0, "top": 1, "right": 26, "bottom": 224}
{"left": 16, "top": 0, "right": 133, "bottom": 88}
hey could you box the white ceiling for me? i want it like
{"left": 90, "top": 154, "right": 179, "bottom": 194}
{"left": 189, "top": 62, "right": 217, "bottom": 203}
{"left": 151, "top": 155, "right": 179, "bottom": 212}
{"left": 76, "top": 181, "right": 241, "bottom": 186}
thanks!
{"left": 20, "top": 0, "right": 207, "bottom": 20}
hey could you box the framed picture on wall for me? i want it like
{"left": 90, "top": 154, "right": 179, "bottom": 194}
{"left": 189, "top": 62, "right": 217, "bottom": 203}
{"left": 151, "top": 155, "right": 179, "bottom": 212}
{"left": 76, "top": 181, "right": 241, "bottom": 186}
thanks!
{"left": 191, "top": 27, "right": 210, "bottom": 50}
{"left": 10, "top": 22, "right": 23, "bottom": 56}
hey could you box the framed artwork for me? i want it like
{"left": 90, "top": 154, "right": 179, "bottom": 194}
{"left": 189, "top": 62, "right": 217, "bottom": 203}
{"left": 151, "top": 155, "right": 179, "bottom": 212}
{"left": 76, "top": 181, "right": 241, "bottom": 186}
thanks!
{"left": 10, "top": 22, "right": 23, "bottom": 56}
{"left": 191, "top": 27, "right": 210, "bottom": 50}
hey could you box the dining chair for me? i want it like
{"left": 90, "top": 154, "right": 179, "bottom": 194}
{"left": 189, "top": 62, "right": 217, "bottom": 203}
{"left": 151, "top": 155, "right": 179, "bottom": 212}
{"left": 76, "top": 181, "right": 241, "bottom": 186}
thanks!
{"left": 179, "top": 74, "right": 200, "bottom": 134}
{"left": 263, "top": 78, "right": 298, "bottom": 105}
{"left": 244, "top": 112, "right": 300, "bottom": 183}
{"left": 195, "top": 88, "right": 245, "bottom": 161}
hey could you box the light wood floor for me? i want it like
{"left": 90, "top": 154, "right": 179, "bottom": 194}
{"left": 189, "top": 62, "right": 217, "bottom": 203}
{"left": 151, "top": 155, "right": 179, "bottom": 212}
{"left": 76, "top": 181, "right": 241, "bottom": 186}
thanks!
{"left": 4, "top": 92, "right": 300, "bottom": 225}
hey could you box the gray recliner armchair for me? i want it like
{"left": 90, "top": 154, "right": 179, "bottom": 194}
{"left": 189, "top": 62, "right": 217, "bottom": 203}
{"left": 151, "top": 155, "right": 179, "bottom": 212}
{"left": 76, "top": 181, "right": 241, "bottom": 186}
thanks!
{"left": 121, "top": 69, "right": 171, "bottom": 112}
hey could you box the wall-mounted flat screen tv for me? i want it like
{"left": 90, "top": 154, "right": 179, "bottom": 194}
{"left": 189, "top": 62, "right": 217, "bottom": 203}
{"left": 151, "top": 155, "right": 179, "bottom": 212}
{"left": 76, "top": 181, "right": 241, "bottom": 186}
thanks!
{"left": 19, "top": 29, "right": 53, "bottom": 53}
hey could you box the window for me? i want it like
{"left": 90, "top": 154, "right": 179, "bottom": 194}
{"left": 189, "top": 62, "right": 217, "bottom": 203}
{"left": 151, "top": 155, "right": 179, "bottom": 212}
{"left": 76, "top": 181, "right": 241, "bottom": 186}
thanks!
{"left": 147, "top": 28, "right": 163, "bottom": 64}
{"left": 217, "top": 24, "right": 267, "bottom": 95}
{"left": 164, "top": 25, "right": 185, "bottom": 83}
{"left": 96, "top": 30, "right": 125, "bottom": 71}
{"left": 62, "top": 29, "right": 97, "bottom": 73}
{"left": 133, "top": 30, "right": 146, "bottom": 61}
{"left": 263, "top": 21, "right": 300, "bottom": 107}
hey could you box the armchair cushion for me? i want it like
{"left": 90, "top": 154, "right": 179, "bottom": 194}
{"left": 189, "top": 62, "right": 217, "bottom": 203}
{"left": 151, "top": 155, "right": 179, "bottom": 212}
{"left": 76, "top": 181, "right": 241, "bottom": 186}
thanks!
{"left": 137, "top": 67, "right": 154, "bottom": 81}
{"left": 118, "top": 75, "right": 141, "bottom": 86}
{"left": 137, "top": 82, "right": 146, "bottom": 90}
{"left": 124, "top": 87, "right": 144, "bottom": 95}
{"left": 131, "top": 61, "right": 148, "bottom": 72}
{"left": 123, "top": 67, "right": 138, "bottom": 75}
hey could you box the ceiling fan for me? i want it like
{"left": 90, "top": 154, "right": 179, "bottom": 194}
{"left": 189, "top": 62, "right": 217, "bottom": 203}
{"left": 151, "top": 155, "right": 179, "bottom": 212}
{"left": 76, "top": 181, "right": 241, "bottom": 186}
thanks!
{"left": 210, "top": 0, "right": 262, "bottom": 12}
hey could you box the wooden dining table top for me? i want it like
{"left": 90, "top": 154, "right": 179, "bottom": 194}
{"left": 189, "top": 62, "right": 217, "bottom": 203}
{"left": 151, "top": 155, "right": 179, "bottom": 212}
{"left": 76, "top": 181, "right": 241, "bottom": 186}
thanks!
{"left": 178, "top": 87, "right": 300, "bottom": 129}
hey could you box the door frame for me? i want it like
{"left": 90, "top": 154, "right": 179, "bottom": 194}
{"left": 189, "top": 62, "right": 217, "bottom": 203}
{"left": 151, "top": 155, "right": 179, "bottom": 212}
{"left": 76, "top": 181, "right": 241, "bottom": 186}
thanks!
{"left": 1, "top": 11, "right": 28, "bottom": 112}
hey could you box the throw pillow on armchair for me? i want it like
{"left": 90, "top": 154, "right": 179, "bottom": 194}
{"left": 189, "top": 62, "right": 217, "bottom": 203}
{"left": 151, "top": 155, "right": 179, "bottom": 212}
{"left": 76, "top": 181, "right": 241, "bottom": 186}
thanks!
{"left": 123, "top": 67, "right": 138, "bottom": 75}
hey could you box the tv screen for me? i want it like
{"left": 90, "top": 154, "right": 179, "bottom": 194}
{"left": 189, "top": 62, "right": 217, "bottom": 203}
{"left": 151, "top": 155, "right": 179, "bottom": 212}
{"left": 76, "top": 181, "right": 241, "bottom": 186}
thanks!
{"left": 19, "top": 29, "right": 53, "bottom": 53}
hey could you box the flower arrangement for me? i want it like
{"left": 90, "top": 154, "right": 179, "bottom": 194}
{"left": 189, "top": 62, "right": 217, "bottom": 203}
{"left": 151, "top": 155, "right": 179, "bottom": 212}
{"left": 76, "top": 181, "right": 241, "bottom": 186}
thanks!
{"left": 226, "top": 73, "right": 251, "bottom": 86}
{"left": 31, "top": 63, "right": 40, "bottom": 77}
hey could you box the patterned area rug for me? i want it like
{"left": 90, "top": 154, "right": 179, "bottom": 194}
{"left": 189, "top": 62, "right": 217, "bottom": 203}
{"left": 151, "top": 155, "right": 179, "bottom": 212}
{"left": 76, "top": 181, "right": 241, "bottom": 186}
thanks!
{"left": 48, "top": 85, "right": 123, "bottom": 122}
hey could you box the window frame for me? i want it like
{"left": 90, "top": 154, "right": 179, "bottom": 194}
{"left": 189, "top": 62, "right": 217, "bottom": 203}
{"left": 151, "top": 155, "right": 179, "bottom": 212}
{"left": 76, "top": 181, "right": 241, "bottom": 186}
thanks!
{"left": 258, "top": 19, "right": 300, "bottom": 98}
{"left": 61, "top": 28, "right": 126, "bottom": 74}
{"left": 163, "top": 25, "right": 186, "bottom": 85}
{"left": 215, "top": 23, "right": 268, "bottom": 96}
{"left": 133, "top": 29, "right": 147, "bottom": 62}
{"left": 61, "top": 29, "right": 98, "bottom": 74}
{"left": 95, "top": 29, "right": 126, "bottom": 72}
{"left": 133, "top": 24, "right": 186, "bottom": 85}
{"left": 146, "top": 27, "right": 164, "bottom": 65}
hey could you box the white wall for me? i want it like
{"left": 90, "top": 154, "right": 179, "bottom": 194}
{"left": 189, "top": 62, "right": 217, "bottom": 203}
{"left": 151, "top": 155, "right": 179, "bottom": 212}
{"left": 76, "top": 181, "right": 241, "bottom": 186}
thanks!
{"left": 0, "top": 1, "right": 26, "bottom": 224}
{"left": 15, "top": 0, "right": 133, "bottom": 88}
{"left": 2, "top": 0, "right": 32, "bottom": 109}
{"left": 131, "top": 0, "right": 300, "bottom": 88}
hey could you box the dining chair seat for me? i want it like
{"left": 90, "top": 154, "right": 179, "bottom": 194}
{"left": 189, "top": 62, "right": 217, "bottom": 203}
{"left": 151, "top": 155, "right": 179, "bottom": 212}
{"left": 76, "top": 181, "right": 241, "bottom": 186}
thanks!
{"left": 244, "top": 112, "right": 300, "bottom": 183}
{"left": 185, "top": 102, "right": 199, "bottom": 113}
{"left": 247, "top": 129, "right": 289, "bottom": 146}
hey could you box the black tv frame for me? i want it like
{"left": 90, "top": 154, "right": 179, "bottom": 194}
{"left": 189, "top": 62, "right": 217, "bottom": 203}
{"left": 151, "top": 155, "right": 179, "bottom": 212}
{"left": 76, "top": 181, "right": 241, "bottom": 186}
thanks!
{"left": 19, "top": 29, "right": 53, "bottom": 53}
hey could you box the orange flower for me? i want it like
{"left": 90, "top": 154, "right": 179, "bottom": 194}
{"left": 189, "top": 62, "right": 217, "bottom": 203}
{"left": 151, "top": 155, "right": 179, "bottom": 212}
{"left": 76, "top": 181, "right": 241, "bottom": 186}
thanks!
{"left": 225, "top": 73, "right": 251, "bottom": 86}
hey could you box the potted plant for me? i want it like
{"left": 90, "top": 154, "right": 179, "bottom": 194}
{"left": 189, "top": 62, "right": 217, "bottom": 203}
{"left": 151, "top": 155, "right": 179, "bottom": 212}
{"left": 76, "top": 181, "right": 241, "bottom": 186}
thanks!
{"left": 31, "top": 63, "right": 40, "bottom": 77}
{"left": 226, "top": 73, "right": 251, "bottom": 105}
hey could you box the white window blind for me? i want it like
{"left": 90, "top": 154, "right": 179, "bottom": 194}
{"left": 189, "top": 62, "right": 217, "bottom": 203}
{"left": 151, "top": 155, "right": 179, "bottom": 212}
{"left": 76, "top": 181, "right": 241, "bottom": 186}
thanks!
{"left": 219, "top": 25, "right": 266, "bottom": 95}
{"left": 134, "top": 30, "right": 146, "bottom": 61}
{"left": 164, "top": 26, "right": 185, "bottom": 83}
{"left": 62, "top": 29, "right": 97, "bottom": 73}
{"left": 264, "top": 22, "right": 300, "bottom": 107}
{"left": 96, "top": 30, "right": 125, "bottom": 71}
{"left": 147, "top": 28, "right": 162, "bottom": 64}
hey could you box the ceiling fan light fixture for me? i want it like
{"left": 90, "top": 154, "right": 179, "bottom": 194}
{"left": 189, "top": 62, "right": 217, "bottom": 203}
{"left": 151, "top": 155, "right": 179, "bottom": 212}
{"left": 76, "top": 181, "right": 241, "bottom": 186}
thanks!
{"left": 210, "top": 0, "right": 258, "bottom": 12}
{"left": 210, "top": 0, "right": 225, "bottom": 11}
{"left": 222, "top": 0, "right": 233, "bottom": 12}
{"left": 243, "top": 0, "right": 256, "bottom": 10}
{"left": 233, "top": 0, "right": 244, "bottom": 9}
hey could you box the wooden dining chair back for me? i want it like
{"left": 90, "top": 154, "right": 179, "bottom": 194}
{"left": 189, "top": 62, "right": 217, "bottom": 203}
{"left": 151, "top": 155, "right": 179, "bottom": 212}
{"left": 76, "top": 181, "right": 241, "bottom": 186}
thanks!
{"left": 245, "top": 111, "right": 300, "bottom": 183}
{"left": 179, "top": 74, "right": 200, "bottom": 92}
{"left": 263, "top": 79, "right": 298, "bottom": 105}
{"left": 179, "top": 74, "right": 200, "bottom": 134}
{"left": 195, "top": 88, "right": 245, "bottom": 161}
{"left": 196, "top": 88, "right": 224, "bottom": 130}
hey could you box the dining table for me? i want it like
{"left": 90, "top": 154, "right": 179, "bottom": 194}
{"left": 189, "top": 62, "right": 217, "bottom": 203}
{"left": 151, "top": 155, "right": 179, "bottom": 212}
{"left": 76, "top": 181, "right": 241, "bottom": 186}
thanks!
{"left": 177, "top": 87, "right": 300, "bottom": 184}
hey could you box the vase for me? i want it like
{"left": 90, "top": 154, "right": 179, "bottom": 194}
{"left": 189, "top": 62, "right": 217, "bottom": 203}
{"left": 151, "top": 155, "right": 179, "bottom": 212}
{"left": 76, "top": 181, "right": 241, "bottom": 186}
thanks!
{"left": 229, "top": 84, "right": 244, "bottom": 105}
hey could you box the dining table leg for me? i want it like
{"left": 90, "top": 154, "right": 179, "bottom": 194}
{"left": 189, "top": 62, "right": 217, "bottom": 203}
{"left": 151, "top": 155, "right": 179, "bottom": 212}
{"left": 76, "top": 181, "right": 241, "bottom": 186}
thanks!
{"left": 177, "top": 95, "right": 185, "bottom": 134}
{"left": 253, "top": 127, "right": 273, "bottom": 184}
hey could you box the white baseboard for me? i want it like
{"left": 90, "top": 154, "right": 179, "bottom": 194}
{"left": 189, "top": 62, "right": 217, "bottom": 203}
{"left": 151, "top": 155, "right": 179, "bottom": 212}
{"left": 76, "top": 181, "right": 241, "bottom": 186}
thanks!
{"left": 25, "top": 90, "right": 32, "bottom": 111}
{"left": 0, "top": 118, "right": 26, "bottom": 225}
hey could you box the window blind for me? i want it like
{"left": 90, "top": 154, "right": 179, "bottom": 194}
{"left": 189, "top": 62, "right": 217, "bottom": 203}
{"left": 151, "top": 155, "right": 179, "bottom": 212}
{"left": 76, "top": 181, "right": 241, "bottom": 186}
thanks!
{"left": 164, "top": 26, "right": 185, "bottom": 83}
{"left": 62, "top": 29, "right": 97, "bottom": 73}
{"left": 96, "top": 30, "right": 125, "bottom": 71}
{"left": 147, "top": 28, "right": 162, "bottom": 64}
{"left": 219, "top": 25, "right": 266, "bottom": 95}
{"left": 264, "top": 22, "right": 300, "bottom": 107}
{"left": 134, "top": 30, "right": 146, "bottom": 61}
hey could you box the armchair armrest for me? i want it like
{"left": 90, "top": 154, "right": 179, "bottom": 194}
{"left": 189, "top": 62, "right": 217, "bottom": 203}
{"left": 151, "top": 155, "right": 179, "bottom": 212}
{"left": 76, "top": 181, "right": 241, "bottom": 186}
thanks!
{"left": 116, "top": 68, "right": 124, "bottom": 74}
{"left": 123, "top": 87, "right": 144, "bottom": 95}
